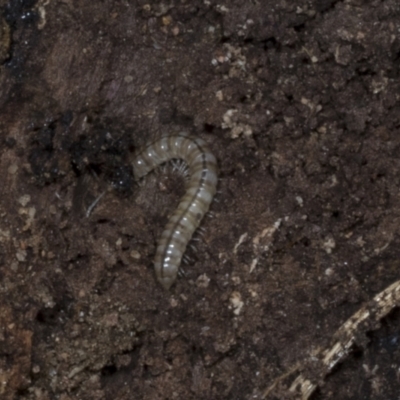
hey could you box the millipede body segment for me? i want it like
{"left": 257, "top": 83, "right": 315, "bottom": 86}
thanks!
{"left": 132, "top": 133, "right": 218, "bottom": 289}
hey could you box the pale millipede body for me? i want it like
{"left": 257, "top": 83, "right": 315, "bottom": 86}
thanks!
{"left": 132, "top": 133, "right": 218, "bottom": 290}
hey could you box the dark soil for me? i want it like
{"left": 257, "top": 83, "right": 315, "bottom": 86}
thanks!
{"left": 1, "top": 1, "right": 400, "bottom": 399}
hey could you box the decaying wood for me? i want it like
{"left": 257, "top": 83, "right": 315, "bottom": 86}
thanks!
{"left": 263, "top": 279, "right": 400, "bottom": 399}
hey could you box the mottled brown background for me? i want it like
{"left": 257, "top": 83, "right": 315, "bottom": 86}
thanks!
{"left": 0, "top": 0, "right": 400, "bottom": 399}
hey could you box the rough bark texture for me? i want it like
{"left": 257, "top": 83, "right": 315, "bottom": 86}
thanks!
{"left": 1, "top": 1, "right": 400, "bottom": 399}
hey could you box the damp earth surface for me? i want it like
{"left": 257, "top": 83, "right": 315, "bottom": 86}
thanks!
{"left": 1, "top": 1, "right": 400, "bottom": 399}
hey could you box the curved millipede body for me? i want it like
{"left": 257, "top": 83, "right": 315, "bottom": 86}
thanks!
{"left": 132, "top": 133, "right": 218, "bottom": 289}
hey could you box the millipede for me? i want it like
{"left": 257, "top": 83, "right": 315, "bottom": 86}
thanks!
{"left": 132, "top": 132, "right": 218, "bottom": 289}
